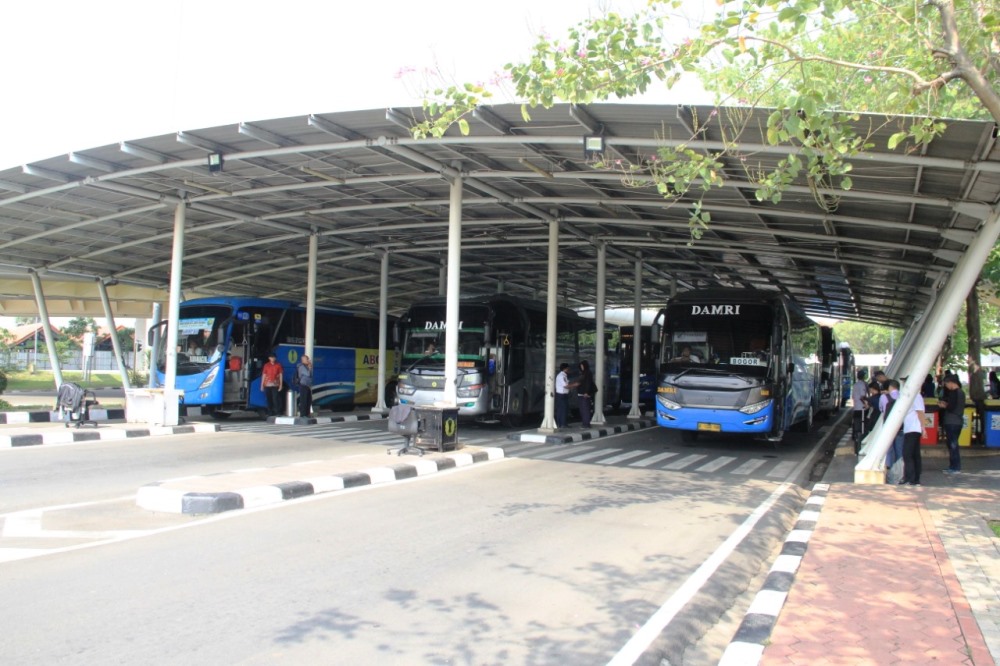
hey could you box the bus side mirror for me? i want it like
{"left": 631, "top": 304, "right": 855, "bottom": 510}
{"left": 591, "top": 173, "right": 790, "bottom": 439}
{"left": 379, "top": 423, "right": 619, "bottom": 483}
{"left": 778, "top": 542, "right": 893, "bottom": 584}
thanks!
{"left": 650, "top": 323, "right": 660, "bottom": 342}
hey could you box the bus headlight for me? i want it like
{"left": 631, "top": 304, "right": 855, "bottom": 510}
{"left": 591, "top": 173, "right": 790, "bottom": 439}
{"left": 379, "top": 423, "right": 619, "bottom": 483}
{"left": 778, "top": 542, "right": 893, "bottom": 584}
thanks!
{"left": 396, "top": 383, "right": 416, "bottom": 396}
{"left": 457, "top": 383, "right": 484, "bottom": 398}
{"left": 656, "top": 394, "right": 681, "bottom": 410}
{"left": 198, "top": 365, "right": 220, "bottom": 389}
{"left": 740, "top": 399, "right": 772, "bottom": 415}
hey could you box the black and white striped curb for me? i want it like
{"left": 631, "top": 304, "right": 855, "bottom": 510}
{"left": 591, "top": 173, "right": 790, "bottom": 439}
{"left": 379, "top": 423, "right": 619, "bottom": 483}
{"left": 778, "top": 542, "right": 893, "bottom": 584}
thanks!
{"left": 508, "top": 417, "right": 656, "bottom": 444}
{"left": 136, "top": 446, "right": 506, "bottom": 515}
{"left": 718, "top": 483, "right": 830, "bottom": 666}
{"left": 268, "top": 412, "right": 387, "bottom": 426}
{"left": 0, "top": 422, "right": 220, "bottom": 448}
{"left": 0, "top": 408, "right": 125, "bottom": 424}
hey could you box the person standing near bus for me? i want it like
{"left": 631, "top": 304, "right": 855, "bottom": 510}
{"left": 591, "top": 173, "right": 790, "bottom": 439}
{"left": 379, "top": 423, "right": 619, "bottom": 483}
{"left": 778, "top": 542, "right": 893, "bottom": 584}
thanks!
{"left": 295, "top": 355, "right": 314, "bottom": 417}
{"left": 940, "top": 375, "right": 964, "bottom": 474}
{"left": 261, "top": 353, "right": 284, "bottom": 416}
{"left": 851, "top": 369, "right": 868, "bottom": 452}
{"left": 571, "top": 360, "right": 596, "bottom": 428}
{"left": 555, "top": 363, "right": 570, "bottom": 428}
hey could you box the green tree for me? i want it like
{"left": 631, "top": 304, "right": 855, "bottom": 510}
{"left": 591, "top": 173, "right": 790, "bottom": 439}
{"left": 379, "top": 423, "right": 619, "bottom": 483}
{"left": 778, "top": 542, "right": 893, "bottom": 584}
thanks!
{"left": 412, "top": 0, "right": 1000, "bottom": 254}
{"left": 63, "top": 316, "right": 96, "bottom": 339}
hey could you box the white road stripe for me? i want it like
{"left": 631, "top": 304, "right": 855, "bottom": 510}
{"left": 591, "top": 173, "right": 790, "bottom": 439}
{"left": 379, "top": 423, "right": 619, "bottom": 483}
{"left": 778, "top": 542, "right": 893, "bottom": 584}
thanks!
{"left": 695, "top": 456, "right": 737, "bottom": 473}
{"left": 565, "top": 448, "right": 621, "bottom": 463}
{"left": 662, "top": 454, "right": 707, "bottom": 470}
{"left": 731, "top": 459, "right": 767, "bottom": 475}
{"left": 629, "top": 451, "right": 680, "bottom": 468}
{"left": 596, "top": 450, "right": 651, "bottom": 465}
{"left": 767, "top": 460, "right": 798, "bottom": 478}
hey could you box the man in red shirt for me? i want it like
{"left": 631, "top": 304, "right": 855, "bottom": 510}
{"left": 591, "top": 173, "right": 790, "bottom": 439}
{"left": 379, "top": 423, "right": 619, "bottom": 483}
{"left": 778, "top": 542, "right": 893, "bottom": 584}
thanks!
{"left": 260, "top": 353, "right": 284, "bottom": 416}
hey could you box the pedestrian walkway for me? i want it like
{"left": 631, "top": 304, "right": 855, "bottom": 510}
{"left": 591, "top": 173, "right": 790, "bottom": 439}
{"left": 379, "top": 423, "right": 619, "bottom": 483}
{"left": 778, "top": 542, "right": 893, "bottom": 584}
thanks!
{"left": 722, "top": 434, "right": 1000, "bottom": 666}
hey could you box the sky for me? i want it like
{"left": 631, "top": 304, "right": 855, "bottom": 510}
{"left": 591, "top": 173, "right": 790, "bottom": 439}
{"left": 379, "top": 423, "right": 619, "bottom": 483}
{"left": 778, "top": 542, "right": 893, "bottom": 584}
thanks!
{"left": 1, "top": 0, "right": 710, "bottom": 169}
{"left": 0, "top": 0, "right": 710, "bottom": 330}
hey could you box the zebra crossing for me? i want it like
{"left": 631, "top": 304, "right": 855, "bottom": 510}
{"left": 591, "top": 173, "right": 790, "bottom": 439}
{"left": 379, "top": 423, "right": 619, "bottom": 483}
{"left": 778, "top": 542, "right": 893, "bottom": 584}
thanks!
{"left": 217, "top": 421, "right": 801, "bottom": 479}
{"left": 501, "top": 441, "right": 798, "bottom": 479}
{"left": 217, "top": 420, "right": 498, "bottom": 448}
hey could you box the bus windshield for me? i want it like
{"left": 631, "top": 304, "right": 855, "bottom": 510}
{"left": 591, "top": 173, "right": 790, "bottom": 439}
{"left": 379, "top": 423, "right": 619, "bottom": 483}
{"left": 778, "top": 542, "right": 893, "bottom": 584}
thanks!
{"left": 663, "top": 302, "right": 774, "bottom": 376}
{"left": 401, "top": 304, "right": 490, "bottom": 363}
{"left": 157, "top": 305, "right": 231, "bottom": 375}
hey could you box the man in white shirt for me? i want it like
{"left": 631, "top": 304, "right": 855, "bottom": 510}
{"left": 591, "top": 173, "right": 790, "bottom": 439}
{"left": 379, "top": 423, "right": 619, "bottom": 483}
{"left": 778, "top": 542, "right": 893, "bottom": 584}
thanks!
{"left": 890, "top": 378, "right": 926, "bottom": 486}
{"left": 555, "top": 363, "right": 570, "bottom": 428}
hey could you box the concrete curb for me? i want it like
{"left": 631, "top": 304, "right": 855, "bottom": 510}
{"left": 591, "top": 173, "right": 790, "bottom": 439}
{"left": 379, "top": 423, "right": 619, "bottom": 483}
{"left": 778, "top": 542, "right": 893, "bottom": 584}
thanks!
{"left": 507, "top": 417, "right": 656, "bottom": 444}
{"left": 0, "top": 408, "right": 126, "bottom": 424}
{"left": 718, "top": 482, "right": 830, "bottom": 666}
{"left": 0, "top": 422, "right": 220, "bottom": 448}
{"left": 268, "top": 413, "right": 387, "bottom": 426}
{"left": 136, "top": 446, "right": 506, "bottom": 515}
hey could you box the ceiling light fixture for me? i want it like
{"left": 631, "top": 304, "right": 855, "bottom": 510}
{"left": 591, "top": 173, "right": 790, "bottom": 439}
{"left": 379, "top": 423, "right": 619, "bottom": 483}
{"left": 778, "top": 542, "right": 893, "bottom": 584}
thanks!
{"left": 207, "top": 153, "right": 224, "bottom": 173}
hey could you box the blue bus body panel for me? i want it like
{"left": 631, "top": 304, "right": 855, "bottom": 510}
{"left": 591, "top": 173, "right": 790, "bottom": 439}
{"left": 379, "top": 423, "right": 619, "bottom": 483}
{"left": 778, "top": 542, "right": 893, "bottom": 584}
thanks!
{"left": 656, "top": 404, "right": 774, "bottom": 433}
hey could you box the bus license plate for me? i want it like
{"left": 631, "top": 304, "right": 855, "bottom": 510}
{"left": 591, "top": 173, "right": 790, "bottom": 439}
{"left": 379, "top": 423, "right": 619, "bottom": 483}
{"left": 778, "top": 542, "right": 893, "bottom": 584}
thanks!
{"left": 697, "top": 422, "right": 721, "bottom": 432}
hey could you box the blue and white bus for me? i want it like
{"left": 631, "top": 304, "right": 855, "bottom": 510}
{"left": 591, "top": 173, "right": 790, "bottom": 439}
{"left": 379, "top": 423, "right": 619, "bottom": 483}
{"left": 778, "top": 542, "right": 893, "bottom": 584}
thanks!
{"left": 395, "top": 294, "right": 619, "bottom": 426}
{"left": 151, "top": 296, "right": 395, "bottom": 417}
{"left": 653, "top": 289, "right": 822, "bottom": 442}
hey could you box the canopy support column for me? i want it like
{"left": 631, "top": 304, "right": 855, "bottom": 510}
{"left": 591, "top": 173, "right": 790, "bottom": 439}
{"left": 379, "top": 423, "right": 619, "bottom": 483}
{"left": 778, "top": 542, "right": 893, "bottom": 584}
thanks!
{"left": 160, "top": 200, "right": 186, "bottom": 426}
{"left": 373, "top": 250, "right": 390, "bottom": 413}
{"left": 628, "top": 253, "right": 643, "bottom": 419}
{"left": 592, "top": 243, "right": 608, "bottom": 425}
{"left": 28, "top": 269, "right": 63, "bottom": 389}
{"left": 97, "top": 278, "right": 131, "bottom": 389}
{"left": 305, "top": 232, "right": 318, "bottom": 362}
{"left": 443, "top": 171, "right": 462, "bottom": 407}
{"left": 540, "top": 216, "right": 560, "bottom": 431}
{"left": 856, "top": 207, "right": 1000, "bottom": 483}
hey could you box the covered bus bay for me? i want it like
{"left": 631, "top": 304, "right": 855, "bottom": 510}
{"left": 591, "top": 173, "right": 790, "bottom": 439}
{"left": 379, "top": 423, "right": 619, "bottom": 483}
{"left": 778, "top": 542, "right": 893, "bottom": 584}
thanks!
{"left": 0, "top": 104, "right": 998, "bottom": 482}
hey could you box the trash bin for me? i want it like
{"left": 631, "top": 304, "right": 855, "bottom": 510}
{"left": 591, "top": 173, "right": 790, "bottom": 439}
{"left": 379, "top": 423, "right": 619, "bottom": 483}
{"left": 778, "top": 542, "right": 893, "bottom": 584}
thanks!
{"left": 921, "top": 398, "right": 938, "bottom": 445}
{"left": 414, "top": 406, "right": 459, "bottom": 452}
{"left": 960, "top": 401, "right": 975, "bottom": 446}
{"left": 985, "top": 399, "right": 1000, "bottom": 448}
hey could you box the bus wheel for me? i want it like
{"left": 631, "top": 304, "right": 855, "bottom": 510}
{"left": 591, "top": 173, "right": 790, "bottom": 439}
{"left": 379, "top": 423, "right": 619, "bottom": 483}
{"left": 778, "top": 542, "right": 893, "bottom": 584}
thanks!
{"left": 794, "top": 405, "right": 814, "bottom": 432}
{"left": 501, "top": 392, "right": 525, "bottom": 428}
{"left": 385, "top": 382, "right": 398, "bottom": 407}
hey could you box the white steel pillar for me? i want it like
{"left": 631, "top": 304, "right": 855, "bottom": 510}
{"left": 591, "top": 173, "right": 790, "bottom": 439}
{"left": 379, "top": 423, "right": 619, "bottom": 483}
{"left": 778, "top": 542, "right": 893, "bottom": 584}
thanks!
{"left": 149, "top": 303, "right": 162, "bottom": 388}
{"left": 162, "top": 200, "right": 186, "bottom": 426}
{"left": 305, "top": 232, "right": 318, "bottom": 362}
{"left": 97, "top": 278, "right": 131, "bottom": 389}
{"left": 856, "top": 207, "right": 1000, "bottom": 483}
{"left": 443, "top": 172, "right": 462, "bottom": 406}
{"left": 592, "top": 243, "right": 608, "bottom": 425}
{"left": 540, "top": 217, "right": 560, "bottom": 431}
{"left": 373, "top": 250, "right": 390, "bottom": 413}
{"left": 28, "top": 269, "right": 64, "bottom": 389}
{"left": 628, "top": 253, "right": 643, "bottom": 419}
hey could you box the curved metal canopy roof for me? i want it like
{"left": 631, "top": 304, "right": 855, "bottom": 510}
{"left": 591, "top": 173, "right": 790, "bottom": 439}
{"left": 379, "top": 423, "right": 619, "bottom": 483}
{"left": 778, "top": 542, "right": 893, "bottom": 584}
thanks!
{"left": 0, "top": 103, "right": 997, "bottom": 326}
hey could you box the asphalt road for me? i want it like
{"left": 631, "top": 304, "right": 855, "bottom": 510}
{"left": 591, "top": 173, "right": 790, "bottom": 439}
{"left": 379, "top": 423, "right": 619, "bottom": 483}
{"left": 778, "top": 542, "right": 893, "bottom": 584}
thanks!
{"left": 0, "top": 416, "right": 837, "bottom": 664}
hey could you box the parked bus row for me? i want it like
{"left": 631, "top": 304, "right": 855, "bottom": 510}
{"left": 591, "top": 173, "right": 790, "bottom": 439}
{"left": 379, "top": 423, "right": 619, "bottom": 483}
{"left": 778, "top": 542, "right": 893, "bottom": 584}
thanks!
{"left": 151, "top": 289, "right": 850, "bottom": 442}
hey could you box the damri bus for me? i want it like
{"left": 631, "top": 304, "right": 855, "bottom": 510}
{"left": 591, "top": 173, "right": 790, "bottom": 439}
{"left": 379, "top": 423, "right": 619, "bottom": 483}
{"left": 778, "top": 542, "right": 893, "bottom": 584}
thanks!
{"left": 653, "top": 288, "right": 822, "bottom": 442}
{"left": 151, "top": 296, "right": 395, "bottom": 417}
{"left": 395, "top": 294, "right": 618, "bottom": 426}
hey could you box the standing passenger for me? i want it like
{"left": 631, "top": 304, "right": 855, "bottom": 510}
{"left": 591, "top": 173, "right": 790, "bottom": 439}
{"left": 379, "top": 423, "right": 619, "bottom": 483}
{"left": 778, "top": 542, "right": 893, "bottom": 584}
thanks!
{"left": 572, "top": 360, "right": 596, "bottom": 429}
{"left": 555, "top": 363, "right": 570, "bottom": 428}
{"left": 261, "top": 353, "right": 284, "bottom": 416}
{"left": 940, "top": 375, "right": 964, "bottom": 474}
{"left": 851, "top": 369, "right": 868, "bottom": 453}
{"left": 895, "top": 379, "right": 926, "bottom": 486}
{"left": 296, "top": 355, "right": 314, "bottom": 418}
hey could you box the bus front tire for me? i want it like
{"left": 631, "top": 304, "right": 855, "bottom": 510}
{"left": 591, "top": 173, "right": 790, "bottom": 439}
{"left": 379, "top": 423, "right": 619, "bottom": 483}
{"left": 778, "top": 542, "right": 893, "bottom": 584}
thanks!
{"left": 501, "top": 392, "right": 525, "bottom": 428}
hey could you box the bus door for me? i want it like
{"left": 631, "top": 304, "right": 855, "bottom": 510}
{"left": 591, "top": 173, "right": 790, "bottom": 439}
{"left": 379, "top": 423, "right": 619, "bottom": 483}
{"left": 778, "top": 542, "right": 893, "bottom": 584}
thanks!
{"left": 493, "top": 333, "right": 512, "bottom": 411}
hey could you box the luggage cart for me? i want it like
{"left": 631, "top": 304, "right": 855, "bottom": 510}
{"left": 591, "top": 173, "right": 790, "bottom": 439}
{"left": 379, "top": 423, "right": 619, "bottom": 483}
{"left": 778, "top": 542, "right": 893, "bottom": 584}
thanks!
{"left": 56, "top": 382, "right": 99, "bottom": 428}
{"left": 386, "top": 404, "right": 424, "bottom": 456}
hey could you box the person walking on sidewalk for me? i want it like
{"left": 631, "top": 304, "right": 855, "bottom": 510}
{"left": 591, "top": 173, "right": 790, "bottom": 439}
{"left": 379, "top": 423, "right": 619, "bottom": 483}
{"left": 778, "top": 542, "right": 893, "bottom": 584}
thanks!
{"left": 940, "top": 374, "right": 964, "bottom": 473}
{"left": 295, "top": 355, "right": 314, "bottom": 417}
